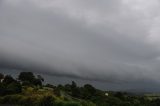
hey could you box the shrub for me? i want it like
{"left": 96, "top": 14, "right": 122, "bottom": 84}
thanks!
{"left": 39, "top": 95, "right": 55, "bottom": 106}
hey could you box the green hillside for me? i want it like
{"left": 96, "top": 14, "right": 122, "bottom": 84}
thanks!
{"left": 0, "top": 72, "right": 160, "bottom": 106}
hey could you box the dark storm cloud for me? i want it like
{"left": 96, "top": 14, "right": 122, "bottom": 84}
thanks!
{"left": 1, "top": 0, "right": 160, "bottom": 86}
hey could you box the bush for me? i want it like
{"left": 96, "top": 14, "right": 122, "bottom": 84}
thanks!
{"left": 39, "top": 96, "right": 55, "bottom": 106}
{"left": 6, "top": 82, "right": 22, "bottom": 94}
{"left": 0, "top": 95, "right": 23, "bottom": 104}
{"left": 0, "top": 82, "right": 22, "bottom": 96}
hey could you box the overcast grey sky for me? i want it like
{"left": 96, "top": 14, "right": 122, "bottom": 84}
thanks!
{"left": 1, "top": 0, "right": 160, "bottom": 91}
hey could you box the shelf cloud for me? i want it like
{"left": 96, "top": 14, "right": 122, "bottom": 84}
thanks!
{"left": 1, "top": 0, "right": 160, "bottom": 88}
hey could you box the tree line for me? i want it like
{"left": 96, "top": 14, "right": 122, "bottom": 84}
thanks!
{"left": 0, "top": 72, "right": 160, "bottom": 106}
{"left": 0, "top": 72, "right": 44, "bottom": 96}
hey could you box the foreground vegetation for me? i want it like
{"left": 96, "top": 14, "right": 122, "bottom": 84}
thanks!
{"left": 0, "top": 72, "right": 160, "bottom": 106}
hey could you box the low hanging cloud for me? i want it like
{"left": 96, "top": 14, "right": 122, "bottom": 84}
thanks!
{"left": 1, "top": 0, "right": 160, "bottom": 84}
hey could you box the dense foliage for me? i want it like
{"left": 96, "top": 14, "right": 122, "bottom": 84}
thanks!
{"left": 0, "top": 72, "right": 160, "bottom": 106}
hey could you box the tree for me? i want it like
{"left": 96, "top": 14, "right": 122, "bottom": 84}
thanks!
{"left": 0, "top": 73, "right": 4, "bottom": 81}
{"left": 64, "top": 84, "right": 71, "bottom": 92}
{"left": 71, "top": 81, "right": 81, "bottom": 97}
{"left": 0, "top": 75, "right": 22, "bottom": 95}
{"left": 18, "top": 72, "right": 44, "bottom": 86}
{"left": 35, "top": 75, "right": 44, "bottom": 86}
{"left": 82, "top": 84, "right": 96, "bottom": 99}
{"left": 37, "top": 75, "right": 44, "bottom": 82}
{"left": 83, "top": 84, "right": 96, "bottom": 94}
{"left": 18, "top": 72, "right": 35, "bottom": 83}
{"left": 114, "top": 92, "right": 125, "bottom": 100}
{"left": 6, "top": 81, "right": 22, "bottom": 94}
{"left": 3, "top": 75, "right": 16, "bottom": 85}
{"left": 71, "top": 81, "right": 77, "bottom": 89}
{"left": 33, "top": 79, "right": 42, "bottom": 86}
{"left": 0, "top": 82, "right": 6, "bottom": 96}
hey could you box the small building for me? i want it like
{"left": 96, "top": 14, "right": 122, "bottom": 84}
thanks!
{"left": 0, "top": 79, "right": 4, "bottom": 83}
{"left": 105, "top": 92, "right": 109, "bottom": 96}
